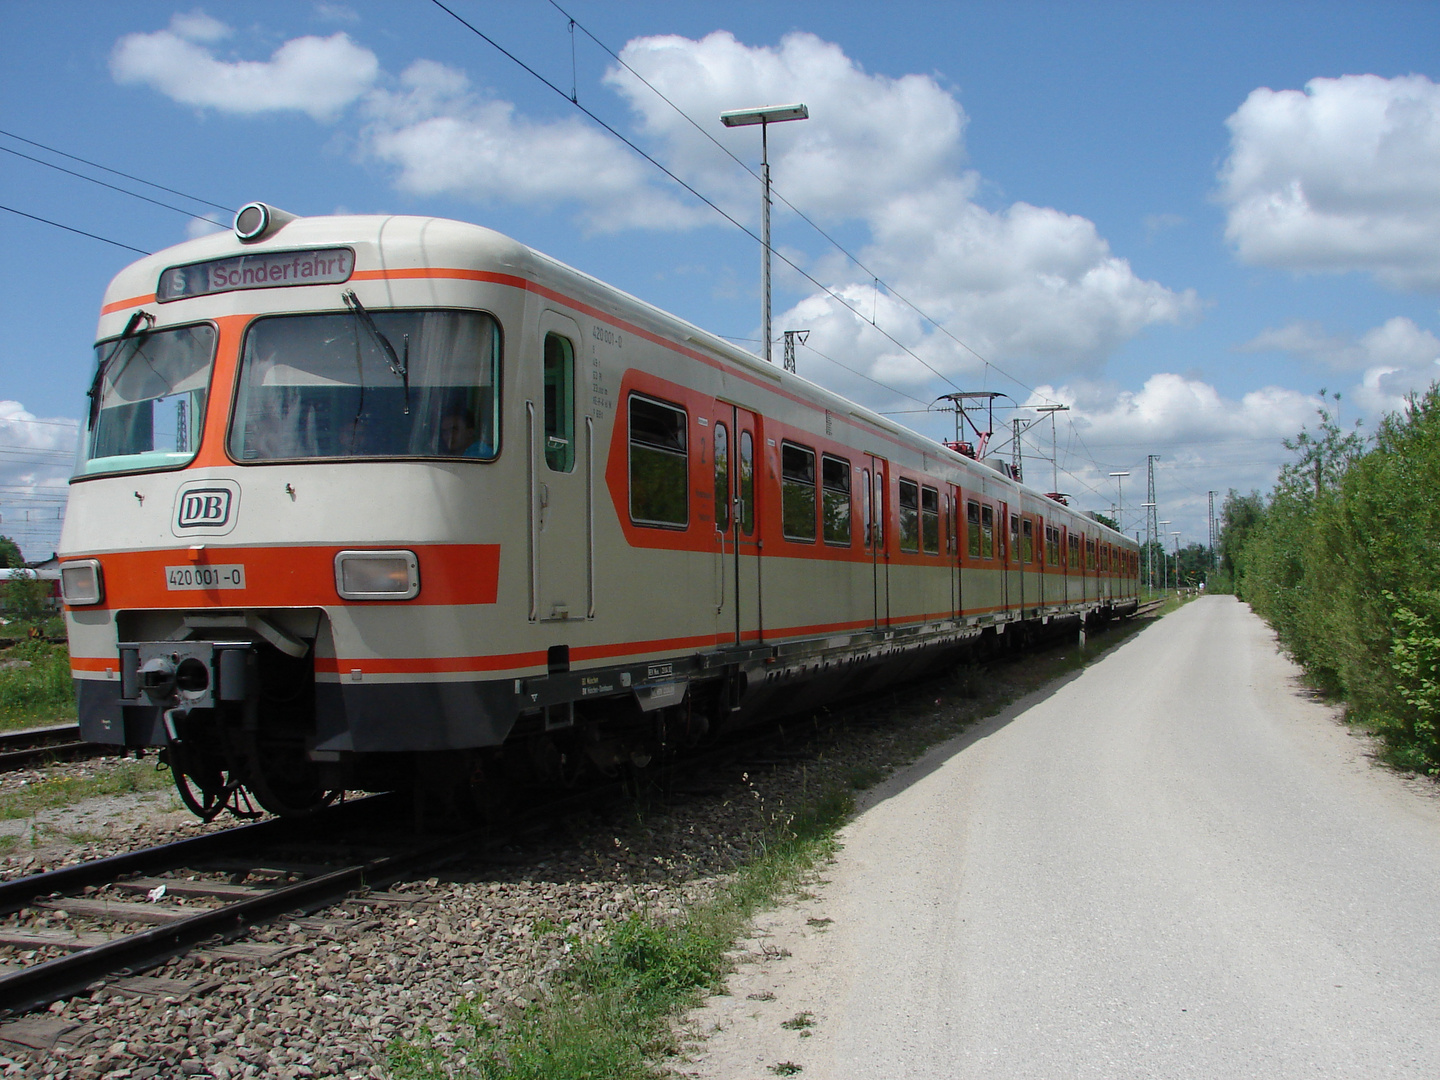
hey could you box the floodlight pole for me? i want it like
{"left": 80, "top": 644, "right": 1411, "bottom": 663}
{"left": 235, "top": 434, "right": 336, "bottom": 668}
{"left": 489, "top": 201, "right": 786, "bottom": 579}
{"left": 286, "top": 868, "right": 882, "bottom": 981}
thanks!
{"left": 721, "top": 104, "right": 809, "bottom": 363}
{"left": 1109, "top": 471, "right": 1130, "bottom": 530}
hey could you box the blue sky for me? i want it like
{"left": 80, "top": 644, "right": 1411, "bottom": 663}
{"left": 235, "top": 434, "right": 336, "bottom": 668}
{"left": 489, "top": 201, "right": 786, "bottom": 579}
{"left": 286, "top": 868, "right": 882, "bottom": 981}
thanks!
{"left": 3, "top": 1, "right": 1439, "bottom": 558}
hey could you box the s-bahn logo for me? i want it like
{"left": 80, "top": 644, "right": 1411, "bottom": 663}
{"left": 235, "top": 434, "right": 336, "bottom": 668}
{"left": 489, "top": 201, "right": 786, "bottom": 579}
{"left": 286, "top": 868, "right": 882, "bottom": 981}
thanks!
{"left": 171, "top": 480, "right": 240, "bottom": 537}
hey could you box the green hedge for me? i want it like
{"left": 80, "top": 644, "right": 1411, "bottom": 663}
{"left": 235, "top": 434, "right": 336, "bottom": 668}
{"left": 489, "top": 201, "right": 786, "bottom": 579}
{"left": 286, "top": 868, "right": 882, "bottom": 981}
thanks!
{"left": 1228, "top": 387, "right": 1440, "bottom": 772}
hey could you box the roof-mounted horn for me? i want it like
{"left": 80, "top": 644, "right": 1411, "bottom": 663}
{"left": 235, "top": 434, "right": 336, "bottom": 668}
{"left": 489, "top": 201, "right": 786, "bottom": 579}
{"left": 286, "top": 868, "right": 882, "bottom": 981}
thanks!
{"left": 234, "top": 202, "right": 298, "bottom": 243}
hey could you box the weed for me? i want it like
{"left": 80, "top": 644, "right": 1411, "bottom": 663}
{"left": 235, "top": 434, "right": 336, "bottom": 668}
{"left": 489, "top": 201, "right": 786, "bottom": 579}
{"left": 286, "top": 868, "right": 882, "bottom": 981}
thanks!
{"left": 0, "top": 640, "right": 76, "bottom": 730}
{"left": 770, "top": 1063, "right": 803, "bottom": 1076}
{"left": 0, "top": 760, "right": 171, "bottom": 821}
{"left": 780, "top": 1012, "right": 814, "bottom": 1030}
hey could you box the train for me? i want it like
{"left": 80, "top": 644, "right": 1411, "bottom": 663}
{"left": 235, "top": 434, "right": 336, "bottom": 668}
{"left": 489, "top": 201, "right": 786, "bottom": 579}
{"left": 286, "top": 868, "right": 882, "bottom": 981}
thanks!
{"left": 58, "top": 203, "right": 1139, "bottom": 820}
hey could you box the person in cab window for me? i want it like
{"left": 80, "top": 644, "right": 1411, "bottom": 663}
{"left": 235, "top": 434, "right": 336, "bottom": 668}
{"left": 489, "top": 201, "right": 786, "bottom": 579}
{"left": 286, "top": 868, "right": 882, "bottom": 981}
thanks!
{"left": 440, "top": 407, "right": 489, "bottom": 457}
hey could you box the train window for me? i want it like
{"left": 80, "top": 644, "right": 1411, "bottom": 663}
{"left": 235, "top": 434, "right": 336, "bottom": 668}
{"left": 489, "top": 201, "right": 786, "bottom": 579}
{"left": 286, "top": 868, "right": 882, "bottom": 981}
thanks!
{"left": 1021, "top": 518, "right": 1034, "bottom": 563}
{"left": 543, "top": 333, "right": 574, "bottom": 472}
{"left": 980, "top": 505, "right": 994, "bottom": 558}
{"left": 1046, "top": 525, "right": 1060, "bottom": 566}
{"left": 1010, "top": 515, "right": 1020, "bottom": 564}
{"left": 628, "top": 394, "right": 689, "bottom": 527}
{"left": 822, "top": 454, "right": 852, "bottom": 546}
{"left": 80, "top": 322, "right": 217, "bottom": 476}
{"left": 1086, "top": 538, "right": 1095, "bottom": 570}
{"left": 230, "top": 309, "right": 500, "bottom": 463}
{"left": 946, "top": 494, "right": 956, "bottom": 555}
{"left": 781, "top": 442, "right": 817, "bottom": 541}
{"left": 714, "top": 422, "right": 730, "bottom": 532}
{"left": 898, "top": 479, "right": 920, "bottom": 553}
{"left": 967, "top": 501, "right": 981, "bottom": 558}
{"left": 921, "top": 486, "right": 940, "bottom": 555}
{"left": 1069, "top": 534, "right": 1079, "bottom": 568}
{"left": 739, "top": 431, "right": 755, "bottom": 536}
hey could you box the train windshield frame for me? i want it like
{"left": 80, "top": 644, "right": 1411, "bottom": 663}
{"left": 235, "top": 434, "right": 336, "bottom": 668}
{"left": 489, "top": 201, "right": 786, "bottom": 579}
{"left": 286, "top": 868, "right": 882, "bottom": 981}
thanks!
{"left": 228, "top": 307, "right": 501, "bottom": 464}
{"left": 77, "top": 321, "right": 217, "bottom": 478}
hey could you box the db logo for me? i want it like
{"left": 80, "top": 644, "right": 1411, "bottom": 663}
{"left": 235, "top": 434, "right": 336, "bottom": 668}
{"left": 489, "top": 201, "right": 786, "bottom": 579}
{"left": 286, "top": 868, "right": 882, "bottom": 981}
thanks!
{"left": 177, "top": 489, "right": 231, "bottom": 527}
{"left": 171, "top": 481, "right": 240, "bottom": 536}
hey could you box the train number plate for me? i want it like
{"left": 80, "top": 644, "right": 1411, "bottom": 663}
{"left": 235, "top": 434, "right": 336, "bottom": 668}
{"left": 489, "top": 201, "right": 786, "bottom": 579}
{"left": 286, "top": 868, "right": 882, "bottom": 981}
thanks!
{"left": 164, "top": 564, "right": 247, "bottom": 590}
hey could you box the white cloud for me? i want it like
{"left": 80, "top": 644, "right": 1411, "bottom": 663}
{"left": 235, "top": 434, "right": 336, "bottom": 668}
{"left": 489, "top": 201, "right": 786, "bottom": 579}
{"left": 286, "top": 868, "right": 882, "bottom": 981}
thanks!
{"left": 110, "top": 14, "right": 378, "bottom": 121}
{"left": 607, "top": 31, "right": 1197, "bottom": 379}
{"left": 607, "top": 31, "right": 966, "bottom": 223}
{"left": 185, "top": 215, "right": 227, "bottom": 240}
{"left": 1218, "top": 74, "right": 1440, "bottom": 291}
{"left": 360, "top": 61, "right": 701, "bottom": 230}
{"left": 1238, "top": 315, "right": 1440, "bottom": 415}
{"left": 0, "top": 404, "right": 79, "bottom": 561}
{"left": 1022, "top": 375, "right": 1319, "bottom": 539}
{"left": 1240, "top": 316, "right": 1440, "bottom": 373}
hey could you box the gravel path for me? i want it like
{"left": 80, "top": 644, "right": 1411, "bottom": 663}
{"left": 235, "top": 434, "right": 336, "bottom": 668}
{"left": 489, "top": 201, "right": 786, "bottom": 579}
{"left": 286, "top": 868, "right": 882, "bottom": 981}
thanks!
{"left": 680, "top": 597, "right": 1440, "bottom": 1080}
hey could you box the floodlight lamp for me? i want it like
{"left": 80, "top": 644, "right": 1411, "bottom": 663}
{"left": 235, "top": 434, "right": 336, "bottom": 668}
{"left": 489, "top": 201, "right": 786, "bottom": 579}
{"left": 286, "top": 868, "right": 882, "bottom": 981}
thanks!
{"left": 720, "top": 104, "right": 809, "bottom": 127}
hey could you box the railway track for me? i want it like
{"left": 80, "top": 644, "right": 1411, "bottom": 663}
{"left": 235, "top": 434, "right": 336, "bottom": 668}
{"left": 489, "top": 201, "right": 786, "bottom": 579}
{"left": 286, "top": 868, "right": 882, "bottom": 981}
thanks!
{"left": 0, "top": 723, "right": 117, "bottom": 771}
{"left": 0, "top": 793, "right": 479, "bottom": 1016}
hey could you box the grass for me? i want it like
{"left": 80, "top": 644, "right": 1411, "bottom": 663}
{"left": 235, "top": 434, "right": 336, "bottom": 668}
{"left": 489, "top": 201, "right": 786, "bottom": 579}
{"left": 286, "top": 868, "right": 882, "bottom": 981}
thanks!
{"left": 0, "top": 639, "right": 77, "bottom": 731}
{"left": 0, "top": 759, "right": 172, "bottom": 821}
{"left": 387, "top": 611, "right": 1164, "bottom": 1080}
{"left": 389, "top": 787, "right": 851, "bottom": 1080}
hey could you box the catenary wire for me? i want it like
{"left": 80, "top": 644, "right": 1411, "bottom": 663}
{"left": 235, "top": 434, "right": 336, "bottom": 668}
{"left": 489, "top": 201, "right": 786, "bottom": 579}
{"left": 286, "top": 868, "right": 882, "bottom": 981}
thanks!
{"left": 0, "top": 145, "right": 229, "bottom": 228}
{"left": 543, "top": 0, "right": 1054, "bottom": 406}
{"left": 0, "top": 128, "right": 234, "bottom": 213}
{"left": 427, "top": 0, "right": 967, "bottom": 396}
{"left": 0, "top": 205, "right": 149, "bottom": 255}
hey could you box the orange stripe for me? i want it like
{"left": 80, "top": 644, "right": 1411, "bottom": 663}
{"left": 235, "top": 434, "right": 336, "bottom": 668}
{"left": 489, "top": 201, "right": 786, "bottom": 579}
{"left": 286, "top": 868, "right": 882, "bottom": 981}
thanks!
{"left": 62, "top": 544, "right": 500, "bottom": 610}
{"left": 101, "top": 292, "right": 157, "bottom": 315}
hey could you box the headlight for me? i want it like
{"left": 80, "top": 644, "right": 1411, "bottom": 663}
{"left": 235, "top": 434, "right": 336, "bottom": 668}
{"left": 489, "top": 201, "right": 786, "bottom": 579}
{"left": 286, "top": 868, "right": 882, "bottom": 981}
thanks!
{"left": 334, "top": 550, "right": 420, "bottom": 600}
{"left": 60, "top": 560, "right": 104, "bottom": 606}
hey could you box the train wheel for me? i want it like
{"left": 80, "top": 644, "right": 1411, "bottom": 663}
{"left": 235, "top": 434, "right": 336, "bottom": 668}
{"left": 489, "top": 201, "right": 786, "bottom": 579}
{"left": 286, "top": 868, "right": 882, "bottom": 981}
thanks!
{"left": 163, "top": 744, "right": 255, "bottom": 823}
{"left": 243, "top": 739, "right": 339, "bottom": 817}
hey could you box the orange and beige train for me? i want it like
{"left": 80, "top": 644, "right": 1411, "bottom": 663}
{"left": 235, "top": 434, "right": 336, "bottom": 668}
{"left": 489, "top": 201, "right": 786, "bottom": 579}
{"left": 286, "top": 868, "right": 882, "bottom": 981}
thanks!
{"left": 59, "top": 203, "right": 1139, "bottom": 819}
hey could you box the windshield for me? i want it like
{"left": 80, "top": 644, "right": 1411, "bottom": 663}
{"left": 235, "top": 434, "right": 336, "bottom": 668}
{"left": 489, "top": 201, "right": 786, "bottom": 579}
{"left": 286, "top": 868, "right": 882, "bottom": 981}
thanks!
{"left": 229, "top": 309, "right": 500, "bottom": 462}
{"left": 78, "top": 323, "right": 216, "bottom": 476}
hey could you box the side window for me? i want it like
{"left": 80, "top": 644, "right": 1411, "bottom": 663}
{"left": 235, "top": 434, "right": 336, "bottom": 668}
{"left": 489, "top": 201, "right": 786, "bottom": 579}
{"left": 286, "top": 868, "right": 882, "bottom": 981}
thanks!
{"left": 1022, "top": 518, "right": 1034, "bottom": 563}
{"left": 822, "top": 454, "right": 852, "bottom": 546}
{"left": 714, "top": 422, "right": 730, "bottom": 532}
{"left": 898, "top": 479, "right": 920, "bottom": 553}
{"left": 739, "top": 430, "right": 755, "bottom": 535}
{"left": 967, "top": 500, "right": 981, "bottom": 558}
{"left": 980, "top": 505, "right": 994, "bottom": 558}
{"left": 1069, "top": 534, "right": 1079, "bottom": 568}
{"left": 543, "top": 333, "right": 575, "bottom": 472}
{"left": 628, "top": 394, "right": 688, "bottom": 527}
{"left": 921, "top": 485, "right": 940, "bottom": 555}
{"left": 1010, "top": 515, "right": 1020, "bottom": 564}
{"left": 781, "top": 441, "right": 817, "bottom": 541}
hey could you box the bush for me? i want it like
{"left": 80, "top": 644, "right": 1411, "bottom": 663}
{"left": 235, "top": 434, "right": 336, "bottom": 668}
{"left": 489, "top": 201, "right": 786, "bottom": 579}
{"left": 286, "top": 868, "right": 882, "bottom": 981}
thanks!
{"left": 1229, "top": 386, "right": 1440, "bottom": 773}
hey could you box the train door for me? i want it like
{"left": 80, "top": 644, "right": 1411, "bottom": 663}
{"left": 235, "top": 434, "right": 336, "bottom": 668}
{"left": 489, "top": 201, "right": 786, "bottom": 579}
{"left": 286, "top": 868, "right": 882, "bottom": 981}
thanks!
{"left": 948, "top": 485, "right": 962, "bottom": 619}
{"left": 530, "top": 315, "right": 591, "bottom": 623}
{"left": 716, "top": 405, "right": 763, "bottom": 645}
{"left": 865, "top": 455, "right": 889, "bottom": 627}
{"left": 1004, "top": 505, "right": 1023, "bottom": 621}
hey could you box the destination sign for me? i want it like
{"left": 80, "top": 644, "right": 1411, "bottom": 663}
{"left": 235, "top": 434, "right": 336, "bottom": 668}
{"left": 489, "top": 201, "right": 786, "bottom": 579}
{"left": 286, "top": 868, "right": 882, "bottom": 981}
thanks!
{"left": 157, "top": 247, "right": 354, "bottom": 302}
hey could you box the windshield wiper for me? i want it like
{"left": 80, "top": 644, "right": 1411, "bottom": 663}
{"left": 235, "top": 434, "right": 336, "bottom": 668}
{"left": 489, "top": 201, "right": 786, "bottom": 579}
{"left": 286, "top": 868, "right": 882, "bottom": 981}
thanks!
{"left": 87, "top": 309, "right": 155, "bottom": 432}
{"left": 342, "top": 290, "right": 410, "bottom": 414}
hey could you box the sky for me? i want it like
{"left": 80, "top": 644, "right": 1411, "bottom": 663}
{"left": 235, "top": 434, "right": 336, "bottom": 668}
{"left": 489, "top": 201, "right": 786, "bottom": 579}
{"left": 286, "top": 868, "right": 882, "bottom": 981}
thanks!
{"left": 3, "top": 1, "right": 1439, "bottom": 560}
